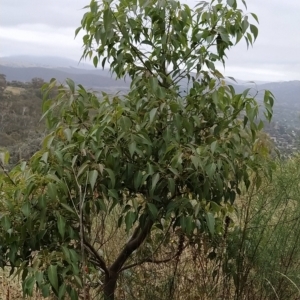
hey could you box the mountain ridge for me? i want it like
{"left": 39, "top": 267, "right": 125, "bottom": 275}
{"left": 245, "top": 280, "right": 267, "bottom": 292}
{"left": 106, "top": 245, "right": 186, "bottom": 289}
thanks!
{"left": 1, "top": 55, "right": 300, "bottom": 155}
{"left": 0, "top": 55, "right": 279, "bottom": 86}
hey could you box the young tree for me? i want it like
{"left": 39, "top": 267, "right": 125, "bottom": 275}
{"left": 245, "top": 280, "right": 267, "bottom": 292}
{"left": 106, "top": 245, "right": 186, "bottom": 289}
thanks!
{"left": 31, "top": 77, "right": 45, "bottom": 89}
{"left": 0, "top": 0, "right": 274, "bottom": 299}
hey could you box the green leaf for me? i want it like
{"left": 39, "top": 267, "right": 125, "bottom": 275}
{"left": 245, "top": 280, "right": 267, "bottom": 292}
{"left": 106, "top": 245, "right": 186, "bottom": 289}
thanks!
{"left": 89, "top": 170, "right": 98, "bottom": 190}
{"left": 147, "top": 203, "right": 158, "bottom": 220}
{"left": 24, "top": 276, "right": 36, "bottom": 296}
{"left": 141, "top": 40, "right": 153, "bottom": 46}
{"left": 35, "top": 271, "right": 44, "bottom": 286}
{"left": 242, "top": 18, "right": 249, "bottom": 34}
{"left": 151, "top": 173, "right": 160, "bottom": 191}
{"left": 71, "top": 155, "right": 78, "bottom": 168}
{"left": 74, "top": 275, "right": 83, "bottom": 288}
{"left": 41, "top": 284, "right": 51, "bottom": 297}
{"left": 47, "top": 183, "right": 57, "bottom": 201}
{"left": 57, "top": 214, "right": 66, "bottom": 239}
{"left": 41, "top": 152, "right": 49, "bottom": 163}
{"left": 60, "top": 203, "right": 76, "bottom": 215}
{"left": 93, "top": 56, "right": 98, "bottom": 68}
{"left": 129, "top": 141, "right": 137, "bottom": 157}
{"left": 227, "top": 76, "right": 237, "bottom": 83}
{"left": 77, "top": 162, "right": 90, "bottom": 179}
{"left": 75, "top": 26, "right": 81, "bottom": 37}
{"left": 105, "top": 168, "right": 116, "bottom": 188}
{"left": 227, "top": 0, "right": 236, "bottom": 7}
{"left": 206, "top": 163, "right": 216, "bottom": 180}
{"left": 149, "top": 77, "right": 158, "bottom": 93}
{"left": 134, "top": 171, "right": 143, "bottom": 190}
{"left": 258, "top": 120, "right": 264, "bottom": 131}
{"left": 185, "top": 216, "right": 193, "bottom": 235}
{"left": 0, "top": 150, "right": 10, "bottom": 165}
{"left": 58, "top": 283, "right": 67, "bottom": 299}
{"left": 191, "top": 156, "right": 200, "bottom": 169}
{"left": 64, "top": 128, "right": 72, "bottom": 142}
{"left": 108, "top": 189, "right": 119, "bottom": 200}
{"left": 206, "top": 212, "right": 215, "bottom": 235}
{"left": 69, "top": 288, "right": 78, "bottom": 300}
{"left": 125, "top": 211, "right": 136, "bottom": 232}
{"left": 119, "top": 116, "right": 132, "bottom": 131}
{"left": 65, "top": 78, "right": 75, "bottom": 94}
{"left": 47, "top": 265, "right": 58, "bottom": 292}
{"left": 103, "top": 8, "right": 112, "bottom": 31}
{"left": 211, "top": 141, "right": 218, "bottom": 154}
{"left": 241, "top": 0, "right": 247, "bottom": 9}
{"left": 168, "top": 178, "right": 175, "bottom": 196}
{"left": 251, "top": 12, "right": 259, "bottom": 24}
{"left": 149, "top": 107, "right": 158, "bottom": 125}
{"left": 250, "top": 24, "right": 258, "bottom": 41}
{"left": 1, "top": 215, "right": 11, "bottom": 231}
{"left": 21, "top": 202, "right": 31, "bottom": 218}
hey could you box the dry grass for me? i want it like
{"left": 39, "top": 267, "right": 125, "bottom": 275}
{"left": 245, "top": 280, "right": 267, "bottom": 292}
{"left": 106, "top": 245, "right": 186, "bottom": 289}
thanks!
{"left": 0, "top": 271, "right": 55, "bottom": 300}
{"left": 4, "top": 86, "right": 26, "bottom": 96}
{"left": 0, "top": 268, "right": 42, "bottom": 300}
{"left": 2, "top": 170, "right": 300, "bottom": 299}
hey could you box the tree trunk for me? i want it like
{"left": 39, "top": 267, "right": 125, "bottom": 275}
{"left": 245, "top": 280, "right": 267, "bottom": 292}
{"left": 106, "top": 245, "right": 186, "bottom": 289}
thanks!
{"left": 101, "top": 219, "right": 153, "bottom": 299}
{"left": 103, "top": 272, "right": 118, "bottom": 300}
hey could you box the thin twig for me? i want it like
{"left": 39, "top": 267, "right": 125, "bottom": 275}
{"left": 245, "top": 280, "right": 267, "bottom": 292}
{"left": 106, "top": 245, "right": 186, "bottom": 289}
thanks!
{"left": 265, "top": 278, "right": 280, "bottom": 300}
{"left": 276, "top": 271, "right": 300, "bottom": 295}
{"left": 84, "top": 238, "right": 109, "bottom": 277}
{"left": 72, "top": 166, "right": 88, "bottom": 299}
{"left": 0, "top": 161, "right": 16, "bottom": 186}
{"left": 120, "top": 248, "right": 186, "bottom": 272}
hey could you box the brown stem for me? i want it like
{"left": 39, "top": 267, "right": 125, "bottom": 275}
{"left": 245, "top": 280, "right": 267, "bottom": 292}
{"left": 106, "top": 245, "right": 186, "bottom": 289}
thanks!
{"left": 0, "top": 161, "right": 16, "bottom": 186}
{"left": 103, "top": 219, "right": 153, "bottom": 299}
{"left": 84, "top": 238, "right": 109, "bottom": 277}
{"left": 120, "top": 244, "right": 187, "bottom": 272}
{"left": 110, "top": 219, "right": 153, "bottom": 273}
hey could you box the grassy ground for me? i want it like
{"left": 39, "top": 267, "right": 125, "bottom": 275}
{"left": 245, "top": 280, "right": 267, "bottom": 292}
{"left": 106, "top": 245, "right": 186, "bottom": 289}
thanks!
{"left": 2, "top": 158, "right": 300, "bottom": 299}
{"left": 0, "top": 269, "right": 29, "bottom": 300}
{"left": 0, "top": 269, "right": 39, "bottom": 300}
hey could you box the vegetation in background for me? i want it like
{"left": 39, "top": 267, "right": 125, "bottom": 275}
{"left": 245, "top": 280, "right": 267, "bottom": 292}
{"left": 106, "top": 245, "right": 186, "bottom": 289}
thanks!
{"left": 0, "top": 77, "right": 46, "bottom": 167}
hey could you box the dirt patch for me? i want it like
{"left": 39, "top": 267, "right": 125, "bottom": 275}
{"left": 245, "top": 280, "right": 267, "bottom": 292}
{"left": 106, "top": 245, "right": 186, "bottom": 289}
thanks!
{"left": 4, "top": 86, "right": 25, "bottom": 95}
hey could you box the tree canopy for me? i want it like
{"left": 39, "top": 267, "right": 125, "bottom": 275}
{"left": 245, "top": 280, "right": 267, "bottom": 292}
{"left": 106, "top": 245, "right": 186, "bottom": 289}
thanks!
{"left": 0, "top": 0, "right": 274, "bottom": 299}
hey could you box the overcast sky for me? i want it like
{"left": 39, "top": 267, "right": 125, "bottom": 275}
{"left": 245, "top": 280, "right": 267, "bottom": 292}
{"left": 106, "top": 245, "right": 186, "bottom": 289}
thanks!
{"left": 0, "top": 0, "right": 299, "bottom": 82}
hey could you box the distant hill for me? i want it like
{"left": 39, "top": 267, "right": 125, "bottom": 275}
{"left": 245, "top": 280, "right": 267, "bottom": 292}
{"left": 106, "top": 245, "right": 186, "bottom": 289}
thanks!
{"left": 0, "top": 55, "right": 132, "bottom": 90}
{"left": 0, "top": 65, "right": 130, "bottom": 90}
{"left": 1, "top": 55, "right": 300, "bottom": 155}
{"left": 0, "top": 55, "right": 274, "bottom": 89}
{"left": 0, "top": 55, "right": 93, "bottom": 69}
{"left": 1, "top": 56, "right": 299, "bottom": 100}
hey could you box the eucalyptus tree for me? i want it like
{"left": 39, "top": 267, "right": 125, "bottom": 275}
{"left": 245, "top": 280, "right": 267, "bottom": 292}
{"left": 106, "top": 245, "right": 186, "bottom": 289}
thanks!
{"left": 0, "top": 0, "right": 274, "bottom": 299}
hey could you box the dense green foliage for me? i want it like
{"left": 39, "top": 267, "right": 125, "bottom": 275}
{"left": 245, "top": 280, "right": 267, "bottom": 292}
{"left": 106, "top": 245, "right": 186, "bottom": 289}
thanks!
{"left": 0, "top": 0, "right": 278, "bottom": 299}
{"left": 226, "top": 156, "right": 300, "bottom": 299}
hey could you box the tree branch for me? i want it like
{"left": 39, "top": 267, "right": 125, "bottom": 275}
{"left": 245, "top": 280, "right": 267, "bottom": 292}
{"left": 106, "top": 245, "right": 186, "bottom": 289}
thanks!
{"left": 120, "top": 249, "right": 185, "bottom": 272}
{"left": 84, "top": 238, "right": 109, "bottom": 277}
{"left": 0, "top": 161, "right": 16, "bottom": 186}
{"left": 109, "top": 218, "right": 153, "bottom": 274}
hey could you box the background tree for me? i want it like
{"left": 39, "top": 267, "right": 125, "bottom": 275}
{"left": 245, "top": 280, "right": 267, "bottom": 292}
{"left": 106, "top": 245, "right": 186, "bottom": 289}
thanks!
{"left": 0, "top": 74, "right": 7, "bottom": 96}
{"left": 0, "top": 0, "right": 274, "bottom": 299}
{"left": 31, "top": 77, "right": 45, "bottom": 89}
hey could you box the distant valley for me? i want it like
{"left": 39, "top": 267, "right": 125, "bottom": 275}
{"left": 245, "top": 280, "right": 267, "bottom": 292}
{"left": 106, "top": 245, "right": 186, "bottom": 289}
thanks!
{"left": 0, "top": 56, "right": 129, "bottom": 92}
{"left": 1, "top": 55, "right": 300, "bottom": 157}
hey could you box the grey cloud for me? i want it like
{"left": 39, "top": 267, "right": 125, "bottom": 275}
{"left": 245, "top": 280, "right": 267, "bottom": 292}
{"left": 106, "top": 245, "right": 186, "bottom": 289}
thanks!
{"left": 0, "top": 0, "right": 299, "bottom": 81}
{"left": 0, "top": 0, "right": 87, "bottom": 28}
{"left": 0, "top": 34, "right": 83, "bottom": 61}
